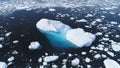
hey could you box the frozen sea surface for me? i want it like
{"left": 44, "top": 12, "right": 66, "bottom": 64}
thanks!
{"left": 0, "top": 0, "right": 120, "bottom": 68}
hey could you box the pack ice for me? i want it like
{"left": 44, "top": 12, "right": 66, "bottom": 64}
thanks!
{"left": 36, "top": 19, "right": 96, "bottom": 50}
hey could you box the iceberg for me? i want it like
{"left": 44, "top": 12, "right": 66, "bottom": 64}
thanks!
{"left": 36, "top": 19, "right": 96, "bottom": 50}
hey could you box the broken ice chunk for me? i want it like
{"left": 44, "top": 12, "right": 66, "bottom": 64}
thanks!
{"left": 71, "top": 58, "right": 80, "bottom": 66}
{"left": 43, "top": 56, "right": 59, "bottom": 62}
{"left": 5, "top": 32, "right": 12, "bottom": 37}
{"left": 0, "top": 62, "right": 7, "bottom": 68}
{"left": 112, "top": 42, "right": 120, "bottom": 52}
{"left": 28, "top": 41, "right": 41, "bottom": 50}
{"left": 104, "top": 58, "right": 120, "bottom": 68}
{"left": 66, "top": 28, "right": 96, "bottom": 47}
{"left": 0, "top": 44, "right": 3, "bottom": 49}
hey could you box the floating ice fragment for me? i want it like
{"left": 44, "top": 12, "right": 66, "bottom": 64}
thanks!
{"left": 43, "top": 56, "right": 59, "bottom": 62}
{"left": 13, "top": 40, "right": 19, "bottom": 44}
{"left": 48, "top": 8, "right": 56, "bottom": 12}
{"left": 28, "top": 41, "right": 41, "bottom": 50}
{"left": 71, "top": 58, "right": 80, "bottom": 66}
{"left": 0, "top": 44, "right": 3, "bottom": 49}
{"left": 110, "top": 21, "right": 117, "bottom": 24}
{"left": 5, "top": 32, "right": 12, "bottom": 37}
{"left": 8, "top": 56, "right": 14, "bottom": 62}
{"left": 104, "top": 59, "right": 120, "bottom": 68}
{"left": 95, "top": 19, "right": 102, "bottom": 22}
{"left": 36, "top": 19, "right": 96, "bottom": 50}
{"left": 76, "top": 19, "right": 87, "bottom": 22}
{"left": 112, "top": 43, "right": 120, "bottom": 51}
{"left": 0, "top": 62, "right": 7, "bottom": 68}
{"left": 85, "top": 57, "right": 91, "bottom": 63}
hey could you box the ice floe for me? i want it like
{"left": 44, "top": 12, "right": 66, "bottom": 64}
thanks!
{"left": 28, "top": 41, "right": 41, "bottom": 50}
{"left": 43, "top": 56, "right": 59, "bottom": 62}
{"left": 104, "top": 58, "right": 120, "bottom": 68}
{"left": 0, "top": 62, "right": 7, "bottom": 68}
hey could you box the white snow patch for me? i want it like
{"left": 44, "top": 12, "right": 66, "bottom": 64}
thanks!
{"left": 0, "top": 62, "right": 7, "bottom": 68}
{"left": 28, "top": 41, "right": 41, "bottom": 50}
{"left": 66, "top": 28, "right": 96, "bottom": 47}
{"left": 104, "top": 59, "right": 120, "bottom": 68}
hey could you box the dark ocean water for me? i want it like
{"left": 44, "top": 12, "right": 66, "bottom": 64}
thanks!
{"left": 0, "top": 6, "right": 120, "bottom": 68}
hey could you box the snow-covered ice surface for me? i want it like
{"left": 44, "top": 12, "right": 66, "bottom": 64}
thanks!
{"left": 0, "top": 0, "right": 120, "bottom": 67}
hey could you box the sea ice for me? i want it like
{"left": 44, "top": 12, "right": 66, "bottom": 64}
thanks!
{"left": 104, "top": 58, "right": 120, "bottom": 68}
{"left": 0, "top": 62, "right": 7, "bottom": 68}
{"left": 71, "top": 58, "right": 80, "bottom": 66}
{"left": 43, "top": 56, "right": 59, "bottom": 62}
{"left": 28, "top": 41, "right": 41, "bottom": 50}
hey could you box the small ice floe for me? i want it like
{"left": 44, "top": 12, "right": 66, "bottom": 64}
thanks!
{"left": 95, "top": 19, "right": 102, "bottom": 22}
{"left": 85, "top": 57, "right": 91, "bottom": 63}
{"left": 52, "top": 64, "right": 58, "bottom": 68}
{"left": 104, "top": 58, "right": 120, "bottom": 68}
{"left": 95, "top": 32, "right": 103, "bottom": 36}
{"left": 0, "top": 44, "right": 3, "bottom": 49}
{"left": 5, "top": 32, "right": 12, "bottom": 37}
{"left": 7, "top": 56, "right": 15, "bottom": 62}
{"left": 81, "top": 52, "right": 87, "bottom": 55}
{"left": 13, "top": 40, "right": 19, "bottom": 44}
{"left": 70, "top": 17, "right": 75, "bottom": 20}
{"left": 94, "top": 54, "right": 101, "bottom": 59}
{"left": 38, "top": 57, "right": 42, "bottom": 63}
{"left": 43, "top": 56, "right": 59, "bottom": 62}
{"left": 110, "top": 21, "right": 117, "bottom": 24}
{"left": 71, "top": 58, "right": 80, "bottom": 66}
{"left": 0, "top": 37, "right": 4, "bottom": 41}
{"left": 0, "top": 62, "right": 7, "bottom": 68}
{"left": 76, "top": 19, "right": 87, "bottom": 22}
{"left": 28, "top": 41, "right": 41, "bottom": 50}
{"left": 85, "top": 14, "right": 93, "bottom": 17}
{"left": 48, "top": 8, "right": 56, "bottom": 12}
{"left": 107, "top": 51, "right": 115, "bottom": 57}
{"left": 112, "top": 42, "right": 120, "bottom": 52}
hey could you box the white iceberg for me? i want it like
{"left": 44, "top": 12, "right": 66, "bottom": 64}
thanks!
{"left": 36, "top": 19, "right": 96, "bottom": 50}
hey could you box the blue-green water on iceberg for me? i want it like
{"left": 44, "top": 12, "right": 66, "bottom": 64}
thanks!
{"left": 36, "top": 19, "right": 96, "bottom": 50}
